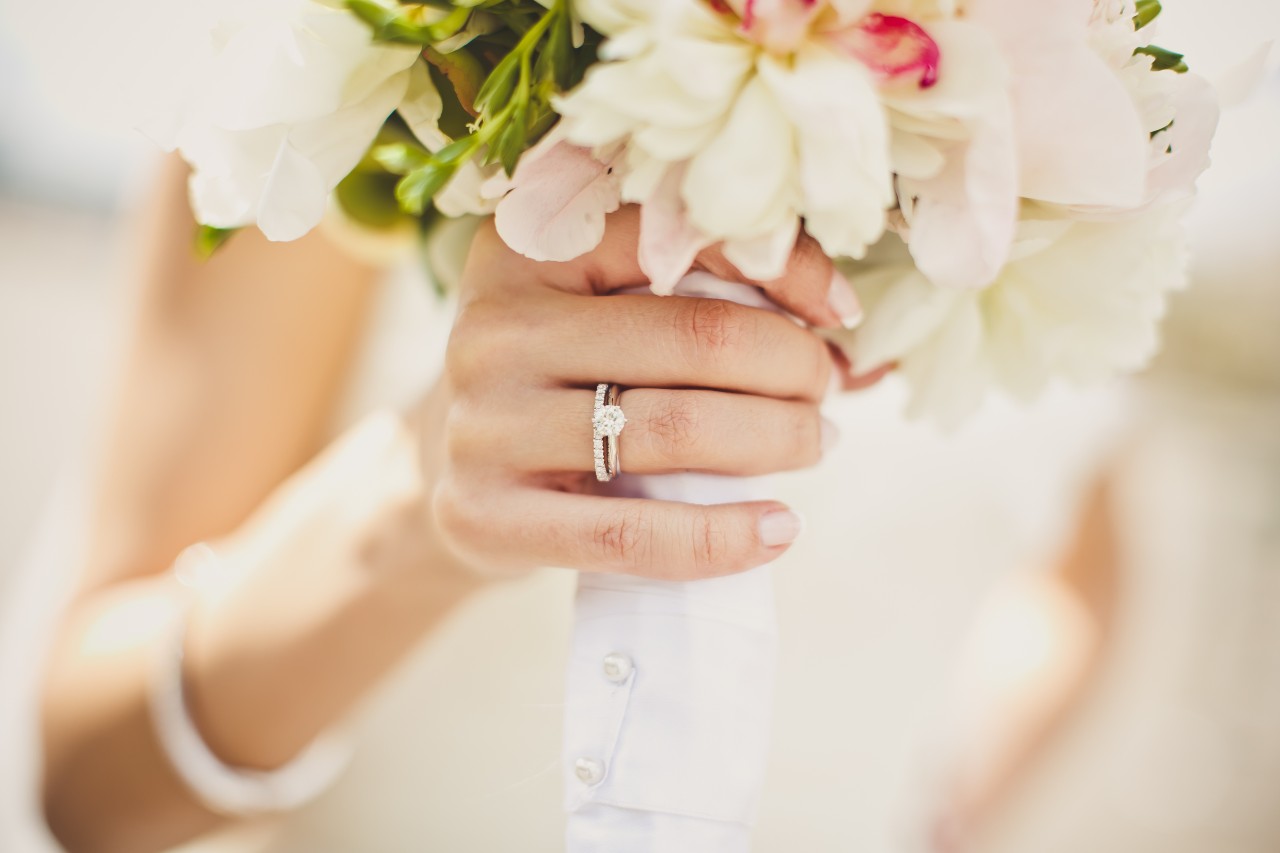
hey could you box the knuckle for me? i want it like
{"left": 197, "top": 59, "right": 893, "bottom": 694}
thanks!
{"left": 690, "top": 509, "right": 733, "bottom": 575}
{"left": 645, "top": 392, "right": 704, "bottom": 461}
{"left": 792, "top": 407, "right": 824, "bottom": 466}
{"left": 592, "top": 506, "right": 651, "bottom": 566}
{"left": 802, "top": 338, "right": 832, "bottom": 399}
{"left": 445, "top": 299, "right": 520, "bottom": 386}
{"left": 441, "top": 400, "right": 482, "bottom": 465}
{"left": 681, "top": 298, "right": 751, "bottom": 363}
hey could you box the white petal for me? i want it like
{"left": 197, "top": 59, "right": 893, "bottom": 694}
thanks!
{"left": 721, "top": 217, "right": 800, "bottom": 282}
{"left": 255, "top": 140, "right": 330, "bottom": 241}
{"left": 900, "top": 296, "right": 989, "bottom": 427}
{"left": 757, "top": 47, "right": 892, "bottom": 259}
{"left": 286, "top": 68, "right": 410, "bottom": 187}
{"left": 682, "top": 74, "right": 797, "bottom": 240}
{"left": 204, "top": 6, "right": 418, "bottom": 131}
{"left": 435, "top": 160, "right": 500, "bottom": 217}
{"left": 1142, "top": 73, "right": 1220, "bottom": 205}
{"left": 638, "top": 163, "right": 711, "bottom": 295}
{"left": 397, "top": 60, "right": 448, "bottom": 151}
{"left": 891, "top": 130, "right": 946, "bottom": 180}
{"left": 902, "top": 105, "right": 1018, "bottom": 289}
{"left": 850, "top": 266, "right": 959, "bottom": 369}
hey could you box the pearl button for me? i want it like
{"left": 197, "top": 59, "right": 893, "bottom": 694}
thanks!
{"left": 601, "top": 652, "right": 633, "bottom": 683}
{"left": 574, "top": 757, "right": 605, "bottom": 785}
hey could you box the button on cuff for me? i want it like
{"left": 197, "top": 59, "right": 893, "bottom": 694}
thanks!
{"left": 574, "top": 757, "right": 605, "bottom": 786}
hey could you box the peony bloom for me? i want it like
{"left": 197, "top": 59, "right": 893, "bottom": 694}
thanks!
{"left": 153, "top": 0, "right": 421, "bottom": 241}
{"left": 843, "top": 202, "right": 1190, "bottom": 426}
{"left": 552, "top": 0, "right": 946, "bottom": 291}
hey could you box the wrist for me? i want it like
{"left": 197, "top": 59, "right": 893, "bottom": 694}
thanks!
{"left": 340, "top": 406, "right": 486, "bottom": 606}
{"left": 179, "top": 409, "right": 480, "bottom": 770}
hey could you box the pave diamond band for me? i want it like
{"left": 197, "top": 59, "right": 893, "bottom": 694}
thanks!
{"left": 592, "top": 383, "right": 626, "bottom": 482}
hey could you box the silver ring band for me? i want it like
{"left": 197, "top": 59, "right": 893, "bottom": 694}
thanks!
{"left": 592, "top": 383, "right": 626, "bottom": 482}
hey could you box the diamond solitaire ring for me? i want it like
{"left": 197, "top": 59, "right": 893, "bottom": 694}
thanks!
{"left": 592, "top": 383, "right": 627, "bottom": 482}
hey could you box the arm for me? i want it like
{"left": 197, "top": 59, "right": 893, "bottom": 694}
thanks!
{"left": 934, "top": 477, "right": 1121, "bottom": 849}
{"left": 40, "top": 159, "right": 478, "bottom": 853}
{"left": 41, "top": 159, "right": 865, "bottom": 852}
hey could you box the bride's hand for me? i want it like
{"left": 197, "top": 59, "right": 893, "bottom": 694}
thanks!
{"left": 425, "top": 207, "right": 861, "bottom": 581}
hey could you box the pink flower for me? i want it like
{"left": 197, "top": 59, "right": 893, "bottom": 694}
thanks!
{"left": 826, "top": 13, "right": 940, "bottom": 89}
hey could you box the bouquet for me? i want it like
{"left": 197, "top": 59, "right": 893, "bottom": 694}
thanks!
{"left": 148, "top": 2, "right": 1220, "bottom": 847}
{"left": 156, "top": 0, "right": 1218, "bottom": 426}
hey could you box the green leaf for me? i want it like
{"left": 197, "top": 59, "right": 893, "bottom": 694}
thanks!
{"left": 534, "top": 4, "right": 574, "bottom": 89}
{"left": 1134, "top": 44, "right": 1189, "bottom": 73}
{"left": 195, "top": 225, "right": 238, "bottom": 259}
{"left": 493, "top": 105, "right": 529, "bottom": 175}
{"left": 473, "top": 50, "right": 520, "bottom": 117}
{"left": 1133, "top": 0, "right": 1162, "bottom": 30}
{"left": 371, "top": 142, "right": 433, "bottom": 175}
{"left": 396, "top": 161, "right": 459, "bottom": 215}
{"left": 345, "top": 0, "right": 471, "bottom": 46}
{"left": 346, "top": 0, "right": 433, "bottom": 44}
{"left": 435, "top": 135, "right": 482, "bottom": 164}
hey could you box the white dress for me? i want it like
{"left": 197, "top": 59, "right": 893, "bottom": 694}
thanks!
{"left": 0, "top": 237, "right": 1122, "bottom": 853}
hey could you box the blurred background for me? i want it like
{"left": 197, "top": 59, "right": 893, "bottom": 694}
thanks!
{"left": 1, "top": 2, "right": 1277, "bottom": 852}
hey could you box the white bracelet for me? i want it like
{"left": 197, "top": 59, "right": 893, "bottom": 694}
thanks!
{"left": 149, "top": 544, "right": 351, "bottom": 817}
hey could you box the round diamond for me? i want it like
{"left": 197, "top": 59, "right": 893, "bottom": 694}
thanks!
{"left": 593, "top": 404, "right": 627, "bottom": 437}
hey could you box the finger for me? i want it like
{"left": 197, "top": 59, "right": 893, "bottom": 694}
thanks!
{"left": 438, "top": 487, "right": 805, "bottom": 580}
{"left": 695, "top": 231, "right": 863, "bottom": 331}
{"left": 823, "top": 340, "right": 895, "bottom": 392}
{"left": 467, "top": 388, "right": 835, "bottom": 476}
{"left": 516, "top": 293, "right": 835, "bottom": 402}
{"left": 468, "top": 210, "right": 862, "bottom": 332}
{"left": 842, "top": 361, "right": 895, "bottom": 392}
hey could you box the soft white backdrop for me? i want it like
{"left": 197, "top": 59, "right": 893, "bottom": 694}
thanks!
{"left": 6, "top": 2, "right": 1264, "bottom": 851}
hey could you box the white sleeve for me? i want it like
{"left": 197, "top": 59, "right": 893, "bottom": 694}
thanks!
{"left": 562, "top": 273, "right": 786, "bottom": 852}
{"left": 563, "top": 561, "right": 777, "bottom": 851}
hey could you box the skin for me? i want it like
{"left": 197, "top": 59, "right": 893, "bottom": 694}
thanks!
{"left": 931, "top": 478, "right": 1120, "bottom": 852}
{"left": 40, "top": 158, "right": 870, "bottom": 853}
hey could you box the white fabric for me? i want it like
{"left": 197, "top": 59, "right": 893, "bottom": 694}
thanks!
{"left": 1, "top": 215, "right": 1124, "bottom": 853}
{"left": 563, "top": 276, "right": 784, "bottom": 850}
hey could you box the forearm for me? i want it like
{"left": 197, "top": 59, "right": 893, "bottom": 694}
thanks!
{"left": 41, "top": 401, "right": 479, "bottom": 853}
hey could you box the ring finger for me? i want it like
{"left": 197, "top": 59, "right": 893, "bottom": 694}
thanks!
{"left": 464, "top": 388, "right": 837, "bottom": 477}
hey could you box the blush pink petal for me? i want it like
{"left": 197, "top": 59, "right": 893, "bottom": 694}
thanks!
{"left": 638, "top": 163, "right": 710, "bottom": 295}
{"left": 902, "top": 104, "right": 1019, "bottom": 289}
{"left": 490, "top": 138, "right": 622, "bottom": 262}
{"left": 736, "top": 0, "right": 822, "bottom": 53}
{"left": 966, "top": 0, "right": 1147, "bottom": 207}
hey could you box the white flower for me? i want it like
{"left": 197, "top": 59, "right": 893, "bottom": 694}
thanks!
{"left": 1078, "top": 2, "right": 1220, "bottom": 213}
{"left": 844, "top": 202, "right": 1190, "bottom": 426}
{"left": 555, "top": 0, "right": 897, "bottom": 290}
{"left": 155, "top": 0, "right": 421, "bottom": 241}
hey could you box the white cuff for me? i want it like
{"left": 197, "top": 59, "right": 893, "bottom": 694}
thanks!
{"left": 150, "top": 544, "right": 351, "bottom": 817}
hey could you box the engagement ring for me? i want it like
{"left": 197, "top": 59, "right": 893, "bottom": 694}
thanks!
{"left": 592, "top": 383, "right": 626, "bottom": 482}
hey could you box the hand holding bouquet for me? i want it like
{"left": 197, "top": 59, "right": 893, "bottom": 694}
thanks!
{"left": 156, "top": 0, "right": 1217, "bottom": 425}
{"left": 136, "top": 2, "right": 1220, "bottom": 847}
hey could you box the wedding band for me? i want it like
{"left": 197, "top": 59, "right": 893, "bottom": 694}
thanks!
{"left": 592, "top": 383, "right": 627, "bottom": 482}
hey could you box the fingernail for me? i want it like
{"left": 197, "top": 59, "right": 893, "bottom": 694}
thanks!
{"left": 827, "top": 270, "right": 863, "bottom": 330}
{"left": 821, "top": 417, "right": 840, "bottom": 453}
{"left": 759, "top": 509, "right": 805, "bottom": 547}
